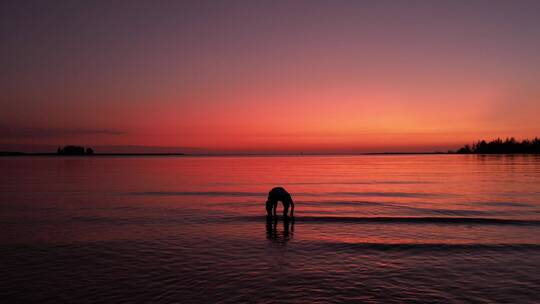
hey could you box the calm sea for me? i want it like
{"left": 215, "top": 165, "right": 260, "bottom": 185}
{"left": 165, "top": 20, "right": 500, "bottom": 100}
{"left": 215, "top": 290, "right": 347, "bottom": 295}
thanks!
{"left": 1, "top": 155, "right": 540, "bottom": 303}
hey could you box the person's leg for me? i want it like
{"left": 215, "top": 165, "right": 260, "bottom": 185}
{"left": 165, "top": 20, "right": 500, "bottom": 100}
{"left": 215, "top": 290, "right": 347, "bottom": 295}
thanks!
{"left": 266, "top": 200, "right": 274, "bottom": 217}
{"left": 282, "top": 202, "right": 290, "bottom": 217}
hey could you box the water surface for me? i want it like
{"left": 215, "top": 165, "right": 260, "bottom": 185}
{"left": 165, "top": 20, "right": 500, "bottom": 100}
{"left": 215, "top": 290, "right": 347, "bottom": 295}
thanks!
{"left": 1, "top": 155, "right": 540, "bottom": 303}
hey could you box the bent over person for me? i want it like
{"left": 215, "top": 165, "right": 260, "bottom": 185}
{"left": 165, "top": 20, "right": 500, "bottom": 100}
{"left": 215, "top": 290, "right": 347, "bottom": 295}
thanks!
{"left": 266, "top": 187, "right": 295, "bottom": 217}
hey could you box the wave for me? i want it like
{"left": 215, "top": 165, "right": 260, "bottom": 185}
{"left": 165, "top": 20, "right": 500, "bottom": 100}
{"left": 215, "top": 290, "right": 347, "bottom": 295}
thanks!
{"left": 478, "top": 201, "right": 535, "bottom": 208}
{"left": 323, "top": 191, "right": 443, "bottom": 198}
{"left": 314, "top": 241, "right": 540, "bottom": 252}
{"left": 208, "top": 180, "right": 433, "bottom": 186}
{"left": 242, "top": 215, "right": 540, "bottom": 226}
{"left": 286, "top": 181, "right": 434, "bottom": 185}
{"left": 393, "top": 206, "right": 513, "bottom": 217}
{"left": 128, "top": 191, "right": 263, "bottom": 197}
{"left": 7, "top": 213, "right": 538, "bottom": 227}
{"left": 209, "top": 200, "right": 527, "bottom": 217}
{"left": 208, "top": 201, "right": 383, "bottom": 208}
{"left": 126, "top": 191, "right": 443, "bottom": 198}
{"left": 277, "top": 200, "right": 386, "bottom": 206}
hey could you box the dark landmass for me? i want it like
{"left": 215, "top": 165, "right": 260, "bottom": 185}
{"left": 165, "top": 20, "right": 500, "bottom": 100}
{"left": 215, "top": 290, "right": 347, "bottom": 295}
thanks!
{"left": 0, "top": 151, "right": 27, "bottom": 156}
{"left": 83, "top": 153, "right": 186, "bottom": 156}
{"left": 456, "top": 137, "right": 540, "bottom": 154}
{"left": 55, "top": 145, "right": 184, "bottom": 156}
{"left": 0, "top": 145, "right": 185, "bottom": 156}
{"left": 57, "top": 145, "right": 93, "bottom": 155}
{"left": 365, "top": 152, "right": 447, "bottom": 155}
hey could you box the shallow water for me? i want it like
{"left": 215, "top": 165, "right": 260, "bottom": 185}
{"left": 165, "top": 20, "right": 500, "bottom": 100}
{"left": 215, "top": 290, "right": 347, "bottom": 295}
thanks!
{"left": 1, "top": 155, "right": 540, "bottom": 303}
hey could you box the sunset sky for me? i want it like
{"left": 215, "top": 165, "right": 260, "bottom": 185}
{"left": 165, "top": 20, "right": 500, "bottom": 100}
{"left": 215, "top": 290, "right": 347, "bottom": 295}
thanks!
{"left": 1, "top": 0, "right": 539, "bottom": 153}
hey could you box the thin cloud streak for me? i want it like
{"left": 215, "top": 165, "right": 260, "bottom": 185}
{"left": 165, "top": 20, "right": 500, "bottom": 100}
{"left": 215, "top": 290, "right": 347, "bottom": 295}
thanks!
{"left": 0, "top": 125, "right": 125, "bottom": 139}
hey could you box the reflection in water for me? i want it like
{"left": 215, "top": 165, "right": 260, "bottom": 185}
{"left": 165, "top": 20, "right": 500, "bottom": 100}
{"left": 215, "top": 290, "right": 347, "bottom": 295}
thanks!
{"left": 266, "top": 216, "right": 295, "bottom": 244}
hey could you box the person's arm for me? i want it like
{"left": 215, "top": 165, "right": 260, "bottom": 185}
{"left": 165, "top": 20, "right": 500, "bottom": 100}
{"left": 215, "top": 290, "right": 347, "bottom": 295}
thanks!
{"left": 290, "top": 199, "right": 294, "bottom": 217}
{"left": 273, "top": 201, "right": 277, "bottom": 217}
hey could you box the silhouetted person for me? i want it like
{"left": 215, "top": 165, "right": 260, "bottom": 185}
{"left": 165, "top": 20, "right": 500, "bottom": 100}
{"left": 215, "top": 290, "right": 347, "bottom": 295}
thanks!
{"left": 266, "top": 187, "right": 295, "bottom": 218}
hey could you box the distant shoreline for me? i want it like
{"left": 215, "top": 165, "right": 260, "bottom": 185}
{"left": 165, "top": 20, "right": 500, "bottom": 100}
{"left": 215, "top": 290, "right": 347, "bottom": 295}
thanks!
{"left": 1, "top": 151, "right": 539, "bottom": 157}
{"left": 0, "top": 152, "right": 186, "bottom": 157}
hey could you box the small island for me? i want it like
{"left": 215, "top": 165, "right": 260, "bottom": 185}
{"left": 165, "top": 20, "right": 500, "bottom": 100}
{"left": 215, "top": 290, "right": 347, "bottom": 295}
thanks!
{"left": 456, "top": 138, "right": 540, "bottom": 154}
{"left": 57, "top": 145, "right": 94, "bottom": 155}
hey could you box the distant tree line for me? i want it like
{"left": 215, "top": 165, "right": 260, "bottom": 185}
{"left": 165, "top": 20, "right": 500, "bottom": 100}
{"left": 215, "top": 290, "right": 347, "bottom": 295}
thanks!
{"left": 456, "top": 138, "right": 540, "bottom": 154}
{"left": 57, "top": 145, "right": 94, "bottom": 155}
